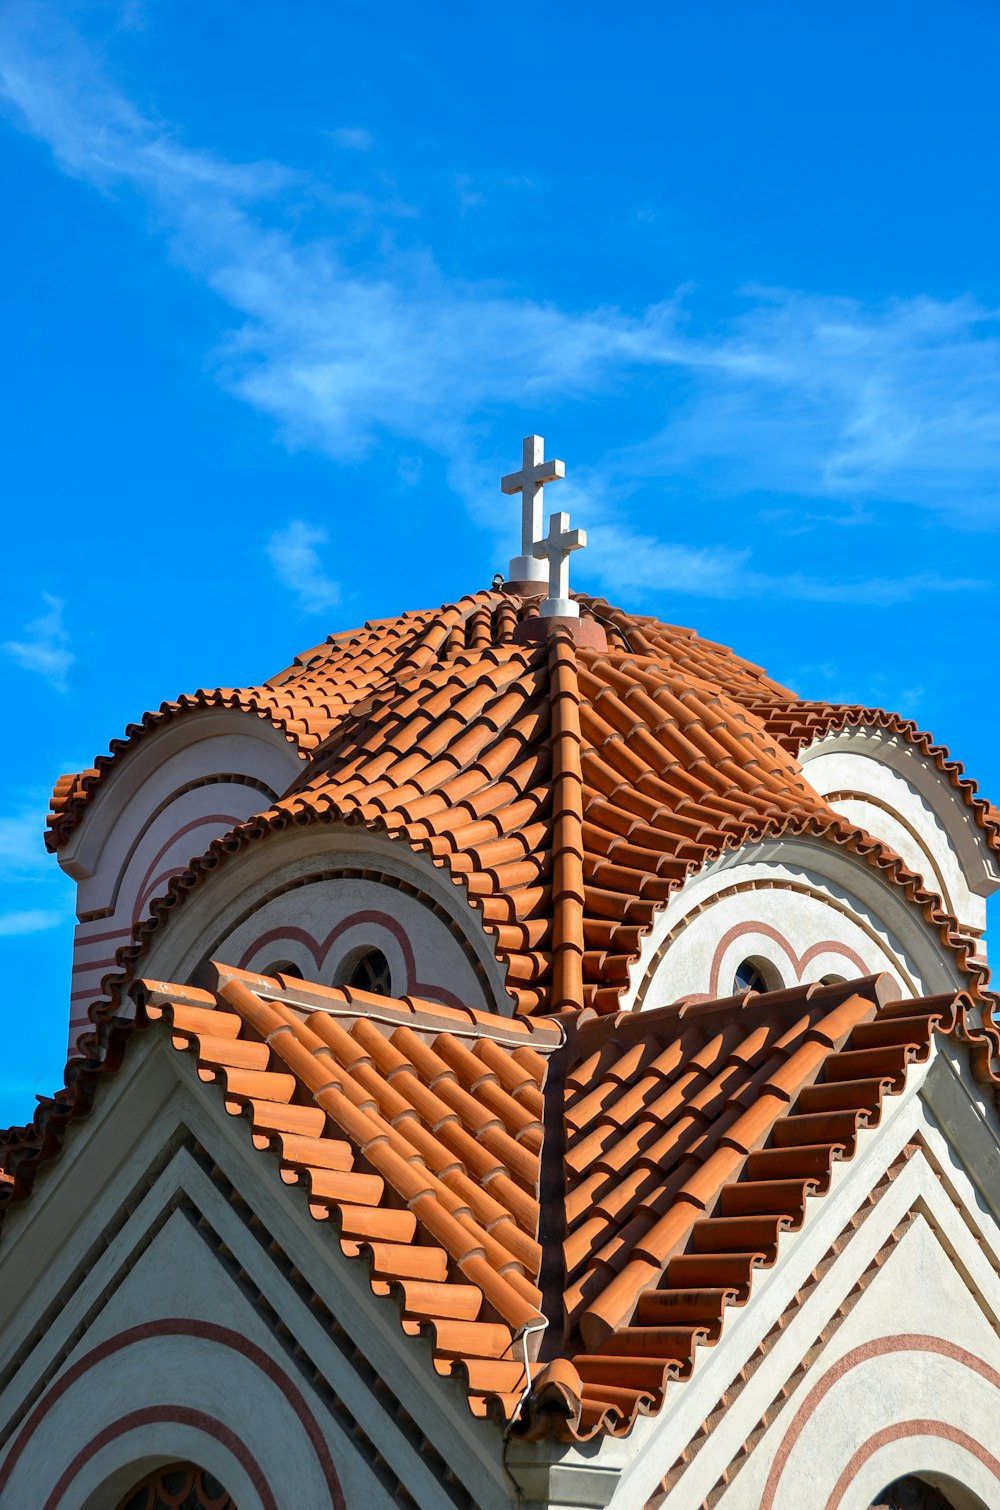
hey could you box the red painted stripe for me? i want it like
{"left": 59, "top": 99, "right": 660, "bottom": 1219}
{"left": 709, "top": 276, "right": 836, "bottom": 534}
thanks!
{"left": 762, "top": 1334, "right": 1000, "bottom": 1508}
{"left": 242, "top": 911, "right": 471, "bottom": 1013}
{"left": 40, "top": 1405, "right": 275, "bottom": 1510}
{"left": 73, "top": 926, "right": 129, "bottom": 946}
{"left": 0, "top": 1318, "right": 344, "bottom": 1508}
{"left": 709, "top": 918, "right": 870, "bottom": 997}
{"left": 825, "top": 1418, "right": 1000, "bottom": 1509}
{"left": 71, "top": 957, "right": 119, "bottom": 975}
{"left": 131, "top": 815, "right": 244, "bottom": 925}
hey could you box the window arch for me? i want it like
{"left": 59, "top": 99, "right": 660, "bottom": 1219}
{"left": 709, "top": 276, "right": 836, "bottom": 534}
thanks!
{"left": 261, "top": 959, "right": 303, "bottom": 980}
{"left": 870, "top": 1475, "right": 958, "bottom": 1508}
{"left": 732, "top": 955, "right": 781, "bottom": 996}
{"left": 338, "top": 946, "right": 393, "bottom": 997}
{"left": 117, "top": 1461, "right": 236, "bottom": 1510}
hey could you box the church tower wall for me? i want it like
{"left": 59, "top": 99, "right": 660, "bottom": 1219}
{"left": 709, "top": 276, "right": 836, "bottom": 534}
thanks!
{"left": 54, "top": 710, "right": 303, "bottom": 1052}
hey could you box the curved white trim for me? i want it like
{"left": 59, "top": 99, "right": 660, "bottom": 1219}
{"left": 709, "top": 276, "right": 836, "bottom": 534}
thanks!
{"left": 801, "top": 726, "right": 1000, "bottom": 900}
{"left": 625, "top": 834, "right": 964, "bottom": 1011}
{"left": 60, "top": 708, "right": 302, "bottom": 883}
{"left": 140, "top": 821, "right": 513, "bottom": 1015}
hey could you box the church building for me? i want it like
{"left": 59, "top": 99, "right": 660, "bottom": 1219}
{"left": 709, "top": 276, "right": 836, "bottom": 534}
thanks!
{"left": 1, "top": 438, "right": 999, "bottom": 1509}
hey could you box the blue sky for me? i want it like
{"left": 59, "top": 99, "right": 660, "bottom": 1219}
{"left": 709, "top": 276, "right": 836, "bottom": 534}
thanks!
{"left": 2, "top": 1, "right": 999, "bottom": 1125}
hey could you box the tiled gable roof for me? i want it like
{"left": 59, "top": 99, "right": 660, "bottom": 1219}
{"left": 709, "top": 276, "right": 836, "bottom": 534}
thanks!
{"left": 3, "top": 964, "right": 998, "bottom": 1442}
{"left": 53, "top": 598, "right": 990, "bottom": 1022}
{"left": 42, "top": 590, "right": 795, "bottom": 853}
{"left": 749, "top": 696, "right": 1000, "bottom": 848}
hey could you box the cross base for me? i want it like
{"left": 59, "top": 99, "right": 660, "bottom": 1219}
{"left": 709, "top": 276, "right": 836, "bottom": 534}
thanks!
{"left": 513, "top": 613, "right": 608, "bottom": 651}
{"left": 505, "top": 555, "right": 548, "bottom": 597}
{"left": 539, "top": 596, "right": 579, "bottom": 619}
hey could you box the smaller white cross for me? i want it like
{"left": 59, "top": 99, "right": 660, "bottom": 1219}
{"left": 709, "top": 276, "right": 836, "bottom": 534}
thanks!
{"left": 533, "top": 510, "right": 586, "bottom": 619}
{"left": 501, "top": 434, "right": 565, "bottom": 586}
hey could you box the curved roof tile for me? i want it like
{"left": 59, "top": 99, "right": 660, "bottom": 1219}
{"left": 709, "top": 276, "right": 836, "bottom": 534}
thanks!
{"left": 43, "top": 594, "right": 993, "bottom": 1019}
{"left": 3, "top": 966, "right": 997, "bottom": 1441}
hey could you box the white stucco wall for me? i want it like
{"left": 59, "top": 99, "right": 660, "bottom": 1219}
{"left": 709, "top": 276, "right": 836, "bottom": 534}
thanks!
{"left": 0, "top": 1209, "right": 383, "bottom": 1510}
{"left": 59, "top": 710, "right": 303, "bottom": 1053}
{"left": 629, "top": 834, "right": 965, "bottom": 1010}
{"left": 715, "top": 1214, "right": 1000, "bottom": 1510}
{"left": 138, "top": 822, "right": 512, "bottom": 1016}
{"left": 800, "top": 729, "right": 1000, "bottom": 952}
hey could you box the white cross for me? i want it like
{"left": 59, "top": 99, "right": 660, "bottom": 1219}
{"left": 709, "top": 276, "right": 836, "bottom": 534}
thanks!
{"left": 501, "top": 434, "right": 565, "bottom": 586}
{"left": 533, "top": 510, "right": 586, "bottom": 619}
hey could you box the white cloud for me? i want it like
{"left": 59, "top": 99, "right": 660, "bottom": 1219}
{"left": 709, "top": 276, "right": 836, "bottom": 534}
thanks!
{"left": 2, "top": 12, "right": 1000, "bottom": 607}
{"left": 0, "top": 908, "right": 64, "bottom": 937}
{"left": 589, "top": 524, "right": 985, "bottom": 606}
{"left": 328, "top": 126, "right": 373, "bottom": 152}
{"left": 3, "top": 593, "right": 74, "bottom": 691}
{"left": 266, "top": 520, "right": 341, "bottom": 613}
{"left": 0, "top": 809, "right": 49, "bottom": 877}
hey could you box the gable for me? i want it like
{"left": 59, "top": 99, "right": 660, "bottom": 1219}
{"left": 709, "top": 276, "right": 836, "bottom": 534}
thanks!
{"left": 0, "top": 1028, "right": 523, "bottom": 1510}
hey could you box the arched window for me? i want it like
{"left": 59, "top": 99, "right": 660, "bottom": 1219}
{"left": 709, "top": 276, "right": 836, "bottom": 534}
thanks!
{"left": 117, "top": 1461, "right": 236, "bottom": 1509}
{"left": 343, "top": 947, "right": 393, "bottom": 997}
{"left": 261, "top": 958, "right": 304, "bottom": 980}
{"left": 870, "top": 1475, "right": 957, "bottom": 1508}
{"left": 732, "top": 956, "right": 780, "bottom": 996}
{"left": 820, "top": 972, "right": 847, "bottom": 986}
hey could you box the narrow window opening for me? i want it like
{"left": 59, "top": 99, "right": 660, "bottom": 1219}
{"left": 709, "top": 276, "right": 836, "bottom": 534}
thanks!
{"left": 261, "top": 959, "right": 304, "bottom": 980}
{"left": 345, "top": 947, "right": 392, "bottom": 997}
{"left": 732, "top": 955, "right": 779, "bottom": 996}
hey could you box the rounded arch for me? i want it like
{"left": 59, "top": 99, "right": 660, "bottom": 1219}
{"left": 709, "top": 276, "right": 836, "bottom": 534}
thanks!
{"left": 868, "top": 1469, "right": 989, "bottom": 1509}
{"left": 0, "top": 1320, "right": 345, "bottom": 1510}
{"left": 138, "top": 822, "right": 513, "bottom": 1016}
{"left": 801, "top": 727, "right": 1000, "bottom": 913}
{"left": 628, "top": 834, "right": 965, "bottom": 1011}
{"left": 114, "top": 1459, "right": 237, "bottom": 1509}
{"left": 61, "top": 708, "right": 302, "bottom": 889}
{"left": 761, "top": 1334, "right": 1000, "bottom": 1510}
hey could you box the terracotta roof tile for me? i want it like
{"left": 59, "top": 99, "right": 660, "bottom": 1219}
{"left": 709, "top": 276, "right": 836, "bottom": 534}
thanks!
{"left": 44, "top": 591, "right": 992, "bottom": 1020}
{"left": 5, "top": 963, "right": 999, "bottom": 1441}
{"left": 17, "top": 586, "right": 1000, "bottom": 1443}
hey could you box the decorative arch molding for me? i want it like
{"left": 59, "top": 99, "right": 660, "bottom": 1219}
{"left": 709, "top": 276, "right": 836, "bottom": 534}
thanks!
{"left": 0, "top": 1319, "right": 345, "bottom": 1510}
{"left": 628, "top": 834, "right": 964, "bottom": 1011}
{"left": 762, "top": 1335, "right": 1000, "bottom": 1510}
{"left": 706, "top": 914, "right": 872, "bottom": 1000}
{"left": 139, "top": 822, "right": 513, "bottom": 1016}
{"left": 60, "top": 709, "right": 303, "bottom": 887}
{"left": 236, "top": 907, "right": 470, "bottom": 1012}
{"left": 800, "top": 727, "right": 1000, "bottom": 929}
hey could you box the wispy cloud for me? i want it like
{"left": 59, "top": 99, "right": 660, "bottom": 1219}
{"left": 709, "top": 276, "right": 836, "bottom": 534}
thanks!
{"left": 0, "top": 809, "right": 50, "bottom": 877}
{"left": 592, "top": 524, "right": 985, "bottom": 606}
{"left": 266, "top": 520, "right": 341, "bottom": 613}
{"left": 328, "top": 125, "right": 373, "bottom": 152}
{"left": 3, "top": 593, "right": 74, "bottom": 691}
{"left": 2, "top": 10, "right": 999, "bottom": 608}
{"left": 0, "top": 908, "right": 64, "bottom": 938}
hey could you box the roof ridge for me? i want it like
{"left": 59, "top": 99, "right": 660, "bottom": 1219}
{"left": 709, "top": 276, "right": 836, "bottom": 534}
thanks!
{"left": 548, "top": 629, "right": 586, "bottom": 1015}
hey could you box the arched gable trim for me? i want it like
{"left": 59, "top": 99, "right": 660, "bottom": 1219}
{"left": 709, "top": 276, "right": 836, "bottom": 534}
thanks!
{"left": 0, "top": 1319, "right": 345, "bottom": 1509}
{"left": 58, "top": 708, "right": 301, "bottom": 885}
{"left": 762, "top": 1336, "right": 1000, "bottom": 1509}
{"left": 130, "top": 824, "right": 512, "bottom": 1020}
{"left": 800, "top": 725, "right": 1000, "bottom": 900}
{"left": 52, "top": 1407, "right": 274, "bottom": 1510}
{"left": 47, "top": 698, "right": 310, "bottom": 857}
{"left": 236, "top": 910, "right": 471, "bottom": 1013}
{"left": 627, "top": 834, "right": 967, "bottom": 1011}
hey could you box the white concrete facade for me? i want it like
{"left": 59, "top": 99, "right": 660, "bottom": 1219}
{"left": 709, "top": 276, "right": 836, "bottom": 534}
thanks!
{"left": 3, "top": 1033, "right": 998, "bottom": 1507}
{"left": 24, "top": 690, "right": 1000, "bottom": 1507}
{"left": 56, "top": 710, "right": 303, "bottom": 1052}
